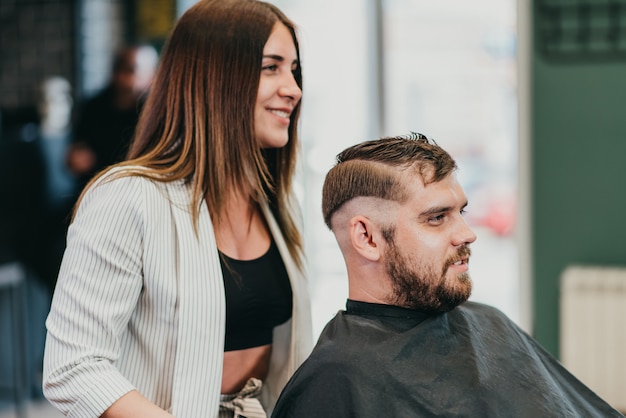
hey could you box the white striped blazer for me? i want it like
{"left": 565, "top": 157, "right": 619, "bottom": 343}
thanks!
{"left": 43, "top": 167, "right": 313, "bottom": 418}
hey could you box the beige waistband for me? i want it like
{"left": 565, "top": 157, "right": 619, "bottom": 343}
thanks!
{"left": 219, "top": 378, "right": 266, "bottom": 418}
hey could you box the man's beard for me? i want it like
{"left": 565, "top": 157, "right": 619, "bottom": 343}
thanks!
{"left": 384, "top": 238, "right": 472, "bottom": 313}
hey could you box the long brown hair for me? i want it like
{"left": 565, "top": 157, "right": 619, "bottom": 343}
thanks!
{"left": 78, "top": 0, "right": 304, "bottom": 267}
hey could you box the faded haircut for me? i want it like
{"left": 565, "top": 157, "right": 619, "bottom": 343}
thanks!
{"left": 322, "top": 133, "right": 457, "bottom": 229}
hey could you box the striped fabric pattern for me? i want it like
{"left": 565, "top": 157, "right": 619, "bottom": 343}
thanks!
{"left": 43, "top": 167, "right": 313, "bottom": 418}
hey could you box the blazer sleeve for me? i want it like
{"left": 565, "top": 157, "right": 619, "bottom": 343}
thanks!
{"left": 43, "top": 174, "right": 146, "bottom": 418}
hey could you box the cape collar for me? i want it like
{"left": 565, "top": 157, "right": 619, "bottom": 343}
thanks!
{"left": 346, "top": 299, "right": 433, "bottom": 321}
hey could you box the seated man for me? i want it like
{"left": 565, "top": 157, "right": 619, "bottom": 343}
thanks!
{"left": 272, "top": 133, "right": 623, "bottom": 417}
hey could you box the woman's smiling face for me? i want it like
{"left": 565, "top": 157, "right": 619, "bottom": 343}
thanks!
{"left": 254, "top": 23, "right": 302, "bottom": 149}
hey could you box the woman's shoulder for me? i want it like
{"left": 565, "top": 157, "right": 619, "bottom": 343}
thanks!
{"left": 81, "top": 165, "right": 189, "bottom": 211}
{"left": 93, "top": 166, "right": 186, "bottom": 193}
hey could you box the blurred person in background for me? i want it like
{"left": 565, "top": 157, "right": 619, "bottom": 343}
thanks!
{"left": 0, "top": 76, "right": 74, "bottom": 292}
{"left": 0, "top": 75, "right": 75, "bottom": 400}
{"left": 38, "top": 76, "right": 76, "bottom": 212}
{"left": 67, "top": 43, "right": 158, "bottom": 194}
{"left": 35, "top": 76, "right": 76, "bottom": 291}
{"left": 43, "top": 1, "right": 313, "bottom": 417}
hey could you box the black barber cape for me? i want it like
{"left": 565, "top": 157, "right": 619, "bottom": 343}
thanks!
{"left": 272, "top": 300, "right": 623, "bottom": 418}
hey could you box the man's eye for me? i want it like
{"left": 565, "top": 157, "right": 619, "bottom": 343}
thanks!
{"left": 429, "top": 214, "right": 445, "bottom": 224}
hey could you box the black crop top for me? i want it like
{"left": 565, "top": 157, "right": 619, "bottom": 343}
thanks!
{"left": 220, "top": 240, "right": 293, "bottom": 351}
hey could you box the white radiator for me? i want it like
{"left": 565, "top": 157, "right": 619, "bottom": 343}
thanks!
{"left": 560, "top": 265, "right": 626, "bottom": 412}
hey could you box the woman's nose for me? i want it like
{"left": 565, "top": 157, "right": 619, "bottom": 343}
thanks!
{"left": 279, "top": 75, "right": 302, "bottom": 102}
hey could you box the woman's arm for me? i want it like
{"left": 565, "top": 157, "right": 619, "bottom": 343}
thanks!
{"left": 43, "top": 174, "right": 150, "bottom": 417}
{"left": 102, "top": 391, "right": 174, "bottom": 418}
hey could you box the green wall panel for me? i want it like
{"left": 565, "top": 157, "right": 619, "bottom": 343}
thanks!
{"left": 532, "top": 55, "right": 626, "bottom": 356}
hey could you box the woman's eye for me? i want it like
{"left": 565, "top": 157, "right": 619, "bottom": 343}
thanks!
{"left": 262, "top": 64, "right": 278, "bottom": 71}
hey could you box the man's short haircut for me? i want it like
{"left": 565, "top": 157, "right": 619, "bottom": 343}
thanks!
{"left": 321, "top": 133, "right": 457, "bottom": 229}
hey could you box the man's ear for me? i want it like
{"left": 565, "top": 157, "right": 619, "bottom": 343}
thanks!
{"left": 349, "top": 215, "right": 382, "bottom": 262}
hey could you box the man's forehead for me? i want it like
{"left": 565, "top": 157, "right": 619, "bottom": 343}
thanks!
{"left": 404, "top": 173, "right": 466, "bottom": 210}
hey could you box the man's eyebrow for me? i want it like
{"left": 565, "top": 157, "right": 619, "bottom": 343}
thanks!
{"left": 419, "top": 201, "right": 468, "bottom": 217}
{"left": 419, "top": 206, "right": 452, "bottom": 217}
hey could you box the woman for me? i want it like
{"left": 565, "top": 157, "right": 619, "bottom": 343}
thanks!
{"left": 42, "top": 1, "right": 313, "bottom": 417}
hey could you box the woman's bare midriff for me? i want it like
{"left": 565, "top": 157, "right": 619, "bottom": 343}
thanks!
{"left": 222, "top": 344, "right": 272, "bottom": 394}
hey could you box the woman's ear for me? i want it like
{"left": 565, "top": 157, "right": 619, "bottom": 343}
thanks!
{"left": 349, "top": 215, "right": 383, "bottom": 262}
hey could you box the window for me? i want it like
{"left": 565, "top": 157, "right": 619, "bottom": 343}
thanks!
{"left": 270, "top": 0, "right": 519, "bottom": 336}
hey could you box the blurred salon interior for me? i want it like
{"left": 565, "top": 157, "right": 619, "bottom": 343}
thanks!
{"left": 1, "top": 0, "right": 625, "bottom": 416}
